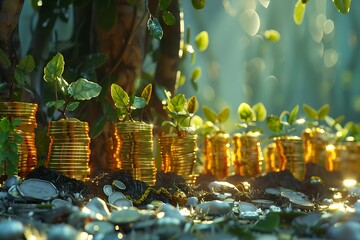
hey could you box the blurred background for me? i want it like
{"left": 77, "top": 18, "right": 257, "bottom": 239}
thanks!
{"left": 180, "top": 0, "right": 360, "bottom": 133}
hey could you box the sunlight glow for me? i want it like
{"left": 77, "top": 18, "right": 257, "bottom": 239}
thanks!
{"left": 343, "top": 179, "right": 357, "bottom": 188}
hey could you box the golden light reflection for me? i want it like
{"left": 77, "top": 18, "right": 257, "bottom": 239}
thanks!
{"left": 343, "top": 179, "right": 357, "bottom": 188}
{"left": 82, "top": 207, "right": 91, "bottom": 214}
{"left": 157, "top": 212, "right": 165, "bottom": 219}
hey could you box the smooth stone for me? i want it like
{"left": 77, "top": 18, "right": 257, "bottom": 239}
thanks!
{"left": 208, "top": 181, "right": 240, "bottom": 194}
{"left": 238, "top": 202, "right": 258, "bottom": 213}
{"left": 109, "top": 207, "right": 142, "bottom": 224}
{"left": 108, "top": 191, "right": 125, "bottom": 204}
{"left": 112, "top": 180, "right": 126, "bottom": 190}
{"left": 102, "top": 185, "right": 113, "bottom": 197}
{"left": 5, "top": 176, "right": 21, "bottom": 189}
{"left": 47, "top": 224, "right": 84, "bottom": 240}
{"left": 17, "top": 178, "right": 58, "bottom": 201}
{"left": 327, "top": 221, "right": 360, "bottom": 240}
{"left": 0, "top": 219, "right": 24, "bottom": 240}
{"left": 52, "top": 198, "right": 73, "bottom": 209}
{"left": 155, "top": 203, "right": 186, "bottom": 222}
{"left": 186, "top": 196, "right": 199, "bottom": 207}
{"left": 85, "top": 197, "right": 111, "bottom": 219}
{"left": 269, "top": 205, "right": 281, "bottom": 212}
{"left": 239, "top": 211, "right": 259, "bottom": 220}
{"left": 112, "top": 198, "right": 133, "bottom": 208}
{"left": 85, "top": 221, "right": 114, "bottom": 235}
{"left": 196, "top": 200, "right": 232, "bottom": 216}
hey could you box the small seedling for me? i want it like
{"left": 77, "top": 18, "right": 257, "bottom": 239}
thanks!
{"left": 43, "top": 52, "right": 102, "bottom": 119}
{"left": 111, "top": 83, "right": 152, "bottom": 121}
{"left": 236, "top": 102, "right": 267, "bottom": 134}
{"left": 162, "top": 91, "right": 198, "bottom": 136}
{"left": 267, "top": 105, "right": 305, "bottom": 136}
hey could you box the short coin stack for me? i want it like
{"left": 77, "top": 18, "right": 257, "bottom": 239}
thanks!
{"left": 0, "top": 102, "right": 38, "bottom": 177}
{"left": 302, "top": 127, "right": 330, "bottom": 166}
{"left": 159, "top": 133, "right": 198, "bottom": 185}
{"left": 47, "top": 118, "right": 91, "bottom": 180}
{"left": 232, "top": 133, "right": 263, "bottom": 177}
{"left": 202, "top": 133, "right": 231, "bottom": 179}
{"left": 112, "top": 121, "right": 156, "bottom": 186}
{"left": 274, "top": 136, "right": 305, "bottom": 181}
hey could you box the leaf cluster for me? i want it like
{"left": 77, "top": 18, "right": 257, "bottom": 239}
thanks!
{"left": 236, "top": 102, "right": 267, "bottom": 134}
{"left": 267, "top": 105, "right": 305, "bottom": 136}
{"left": 303, "top": 104, "right": 344, "bottom": 132}
{"left": 0, "top": 117, "right": 22, "bottom": 176}
{"left": 162, "top": 91, "right": 198, "bottom": 135}
{"left": 0, "top": 48, "right": 35, "bottom": 101}
{"left": 198, "top": 105, "right": 229, "bottom": 136}
{"left": 111, "top": 83, "right": 152, "bottom": 121}
{"left": 43, "top": 52, "right": 102, "bottom": 119}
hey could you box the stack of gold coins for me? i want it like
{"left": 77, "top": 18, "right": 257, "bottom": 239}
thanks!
{"left": 336, "top": 141, "right": 360, "bottom": 180}
{"left": 263, "top": 142, "right": 280, "bottom": 172}
{"left": 112, "top": 121, "right": 156, "bottom": 186}
{"left": 274, "top": 136, "right": 305, "bottom": 181}
{"left": 232, "top": 133, "right": 263, "bottom": 177}
{"left": 0, "top": 102, "right": 38, "bottom": 177}
{"left": 47, "top": 118, "right": 91, "bottom": 180}
{"left": 202, "top": 133, "right": 230, "bottom": 179}
{"left": 159, "top": 133, "right": 198, "bottom": 185}
{"left": 302, "top": 127, "right": 330, "bottom": 166}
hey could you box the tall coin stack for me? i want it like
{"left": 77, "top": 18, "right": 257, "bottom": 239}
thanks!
{"left": 112, "top": 122, "right": 156, "bottom": 186}
{"left": 0, "top": 102, "right": 38, "bottom": 177}
{"left": 274, "top": 136, "right": 305, "bottom": 181}
{"left": 302, "top": 127, "right": 330, "bottom": 166}
{"left": 159, "top": 133, "right": 198, "bottom": 185}
{"left": 232, "top": 133, "right": 263, "bottom": 177}
{"left": 202, "top": 133, "right": 230, "bottom": 179}
{"left": 263, "top": 142, "right": 280, "bottom": 172}
{"left": 47, "top": 118, "right": 91, "bottom": 180}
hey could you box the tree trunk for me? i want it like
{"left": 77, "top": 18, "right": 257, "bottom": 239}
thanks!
{"left": 0, "top": 0, "right": 24, "bottom": 100}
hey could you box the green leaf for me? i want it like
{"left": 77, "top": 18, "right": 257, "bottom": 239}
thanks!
{"left": 252, "top": 212, "right": 280, "bottom": 233}
{"left": 191, "top": 0, "right": 205, "bottom": 9}
{"left": 267, "top": 115, "right": 282, "bottom": 132}
{"left": 12, "top": 119, "right": 21, "bottom": 127}
{"left": 218, "top": 107, "right": 230, "bottom": 123}
{"left": 191, "top": 67, "right": 202, "bottom": 83}
{"left": 195, "top": 31, "right": 209, "bottom": 52}
{"left": 111, "top": 83, "right": 129, "bottom": 109}
{"left": 147, "top": 17, "right": 163, "bottom": 40}
{"left": 94, "top": 0, "right": 117, "bottom": 30}
{"left": 187, "top": 96, "right": 198, "bottom": 114}
{"left": 303, "top": 104, "right": 318, "bottom": 120}
{"left": 46, "top": 100, "right": 66, "bottom": 109}
{"left": 159, "top": 0, "right": 172, "bottom": 11}
{"left": 264, "top": 29, "right": 281, "bottom": 42}
{"left": 67, "top": 102, "right": 80, "bottom": 111}
{"left": 57, "top": 76, "right": 69, "bottom": 95}
{"left": 238, "top": 103, "right": 255, "bottom": 122}
{"left": 0, "top": 118, "right": 11, "bottom": 132}
{"left": 162, "top": 120, "right": 176, "bottom": 128}
{"left": 69, "top": 78, "right": 102, "bottom": 100}
{"left": 115, "top": 107, "right": 128, "bottom": 120}
{"left": 162, "top": 11, "right": 176, "bottom": 26}
{"left": 190, "top": 115, "right": 203, "bottom": 130}
{"left": 131, "top": 96, "right": 146, "bottom": 109}
{"left": 253, "top": 102, "right": 267, "bottom": 121}
{"left": 0, "top": 48, "right": 11, "bottom": 68}
{"left": 168, "top": 94, "right": 187, "bottom": 113}
{"left": 17, "top": 55, "right": 35, "bottom": 73}
{"left": 333, "top": 0, "right": 351, "bottom": 14}
{"left": 177, "top": 74, "right": 186, "bottom": 87}
{"left": 90, "top": 115, "right": 107, "bottom": 138}
{"left": 202, "top": 106, "right": 217, "bottom": 123}
{"left": 317, "top": 104, "right": 330, "bottom": 120}
{"left": 169, "top": 112, "right": 189, "bottom": 122}
{"left": 141, "top": 84, "right": 152, "bottom": 105}
{"left": 44, "top": 52, "right": 65, "bottom": 83}
{"left": 14, "top": 68, "right": 30, "bottom": 86}
{"left": 294, "top": 0, "right": 306, "bottom": 25}
{"left": 13, "top": 134, "right": 22, "bottom": 144}
{"left": 289, "top": 105, "right": 299, "bottom": 125}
